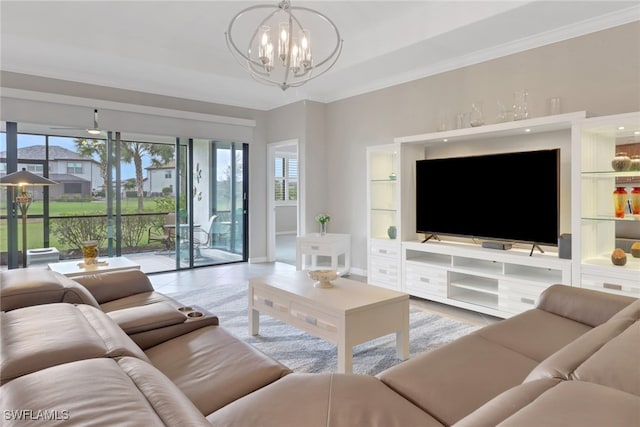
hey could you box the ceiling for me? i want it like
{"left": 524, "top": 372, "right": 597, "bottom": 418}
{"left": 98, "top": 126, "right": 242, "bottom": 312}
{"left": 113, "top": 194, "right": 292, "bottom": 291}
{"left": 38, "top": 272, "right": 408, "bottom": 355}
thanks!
{"left": 1, "top": 1, "right": 639, "bottom": 111}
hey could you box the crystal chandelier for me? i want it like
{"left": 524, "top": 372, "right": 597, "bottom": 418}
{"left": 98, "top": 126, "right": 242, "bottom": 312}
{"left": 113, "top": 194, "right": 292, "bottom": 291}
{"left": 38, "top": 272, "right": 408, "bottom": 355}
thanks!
{"left": 225, "top": 0, "right": 343, "bottom": 91}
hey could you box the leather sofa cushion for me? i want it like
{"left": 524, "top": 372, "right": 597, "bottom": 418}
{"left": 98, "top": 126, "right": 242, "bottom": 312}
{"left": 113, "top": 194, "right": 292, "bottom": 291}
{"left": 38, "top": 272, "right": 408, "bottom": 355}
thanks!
{"left": 107, "top": 301, "right": 187, "bottom": 334}
{"left": 1, "top": 303, "right": 148, "bottom": 384}
{"left": 73, "top": 269, "right": 155, "bottom": 304}
{"left": 0, "top": 269, "right": 99, "bottom": 311}
{"left": 525, "top": 317, "right": 635, "bottom": 383}
{"left": 377, "top": 333, "right": 538, "bottom": 426}
{"left": 573, "top": 321, "right": 640, "bottom": 396}
{"left": 453, "top": 378, "right": 562, "bottom": 427}
{"left": 475, "top": 308, "right": 592, "bottom": 362}
{"left": 145, "top": 325, "right": 291, "bottom": 415}
{"left": 0, "top": 357, "right": 211, "bottom": 426}
{"left": 497, "top": 381, "right": 640, "bottom": 427}
{"left": 208, "top": 373, "right": 444, "bottom": 427}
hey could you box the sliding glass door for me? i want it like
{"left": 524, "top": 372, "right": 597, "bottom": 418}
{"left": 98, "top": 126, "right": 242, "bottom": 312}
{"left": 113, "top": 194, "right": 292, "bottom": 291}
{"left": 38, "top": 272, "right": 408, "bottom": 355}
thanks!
{"left": 1, "top": 123, "right": 248, "bottom": 272}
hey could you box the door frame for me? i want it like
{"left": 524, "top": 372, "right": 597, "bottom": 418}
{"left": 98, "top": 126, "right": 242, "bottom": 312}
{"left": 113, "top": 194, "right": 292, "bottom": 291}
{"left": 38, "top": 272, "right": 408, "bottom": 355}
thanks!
{"left": 267, "top": 139, "right": 300, "bottom": 263}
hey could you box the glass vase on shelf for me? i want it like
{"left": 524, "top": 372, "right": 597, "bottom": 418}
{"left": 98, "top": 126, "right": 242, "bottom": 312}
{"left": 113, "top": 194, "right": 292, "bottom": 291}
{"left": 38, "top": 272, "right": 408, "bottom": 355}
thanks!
{"left": 613, "top": 187, "right": 628, "bottom": 218}
{"left": 631, "top": 187, "right": 640, "bottom": 215}
{"left": 513, "top": 90, "right": 529, "bottom": 121}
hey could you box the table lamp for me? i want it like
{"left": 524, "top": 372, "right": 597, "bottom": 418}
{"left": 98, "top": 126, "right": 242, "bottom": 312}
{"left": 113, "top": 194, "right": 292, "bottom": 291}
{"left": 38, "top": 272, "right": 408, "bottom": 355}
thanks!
{"left": 0, "top": 168, "right": 58, "bottom": 268}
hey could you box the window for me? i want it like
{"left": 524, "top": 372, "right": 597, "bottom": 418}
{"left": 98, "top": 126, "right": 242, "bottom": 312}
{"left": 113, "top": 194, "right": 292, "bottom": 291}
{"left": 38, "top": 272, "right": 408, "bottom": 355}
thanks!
{"left": 26, "top": 164, "right": 43, "bottom": 173}
{"left": 64, "top": 183, "right": 82, "bottom": 194}
{"left": 274, "top": 153, "right": 297, "bottom": 203}
{"left": 67, "top": 162, "right": 83, "bottom": 174}
{"left": 164, "top": 171, "right": 172, "bottom": 179}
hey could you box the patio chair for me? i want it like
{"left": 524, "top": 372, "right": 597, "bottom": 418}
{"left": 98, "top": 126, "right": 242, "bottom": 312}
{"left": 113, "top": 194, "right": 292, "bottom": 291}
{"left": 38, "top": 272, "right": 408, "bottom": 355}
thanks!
{"left": 193, "top": 215, "right": 218, "bottom": 249}
{"left": 148, "top": 212, "right": 176, "bottom": 249}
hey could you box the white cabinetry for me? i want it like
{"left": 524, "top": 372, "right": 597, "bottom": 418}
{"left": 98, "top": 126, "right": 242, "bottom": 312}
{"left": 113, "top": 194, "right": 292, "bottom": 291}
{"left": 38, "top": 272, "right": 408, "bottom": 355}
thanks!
{"left": 366, "top": 143, "right": 423, "bottom": 290}
{"left": 403, "top": 241, "right": 571, "bottom": 318}
{"left": 572, "top": 112, "right": 640, "bottom": 297}
{"left": 366, "top": 144, "right": 401, "bottom": 289}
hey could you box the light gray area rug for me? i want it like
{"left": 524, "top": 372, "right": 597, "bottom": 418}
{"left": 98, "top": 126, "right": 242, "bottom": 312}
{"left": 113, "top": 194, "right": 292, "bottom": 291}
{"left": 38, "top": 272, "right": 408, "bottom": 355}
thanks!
{"left": 167, "top": 283, "right": 479, "bottom": 375}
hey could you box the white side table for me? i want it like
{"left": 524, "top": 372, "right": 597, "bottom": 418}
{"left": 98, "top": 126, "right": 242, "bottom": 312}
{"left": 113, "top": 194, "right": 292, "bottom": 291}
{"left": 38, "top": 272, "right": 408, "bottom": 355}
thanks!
{"left": 296, "top": 233, "right": 351, "bottom": 276}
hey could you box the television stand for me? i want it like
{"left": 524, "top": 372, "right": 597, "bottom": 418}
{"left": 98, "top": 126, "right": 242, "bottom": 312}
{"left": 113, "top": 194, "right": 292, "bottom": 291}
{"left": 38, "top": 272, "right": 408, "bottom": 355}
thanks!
{"left": 402, "top": 240, "right": 571, "bottom": 318}
{"left": 422, "top": 234, "right": 441, "bottom": 243}
{"left": 529, "top": 243, "right": 545, "bottom": 256}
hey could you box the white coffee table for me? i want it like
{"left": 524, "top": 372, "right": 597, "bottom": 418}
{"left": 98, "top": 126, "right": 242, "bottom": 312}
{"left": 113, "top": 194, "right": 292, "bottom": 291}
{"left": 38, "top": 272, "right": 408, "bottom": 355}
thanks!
{"left": 48, "top": 256, "right": 140, "bottom": 278}
{"left": 249, "top": 272, "right": 410, "bottom": 373}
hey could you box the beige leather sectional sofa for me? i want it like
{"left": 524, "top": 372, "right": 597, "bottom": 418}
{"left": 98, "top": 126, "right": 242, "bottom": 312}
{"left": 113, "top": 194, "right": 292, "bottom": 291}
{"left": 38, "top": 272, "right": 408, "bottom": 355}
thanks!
{"left": 1, "top": 268, "right": 638, "bottom": 426}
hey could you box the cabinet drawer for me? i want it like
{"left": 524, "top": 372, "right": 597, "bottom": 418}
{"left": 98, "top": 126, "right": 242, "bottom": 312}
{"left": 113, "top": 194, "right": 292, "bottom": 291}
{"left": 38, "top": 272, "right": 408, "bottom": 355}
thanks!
{"left": 404, "top": 264, "right": 447, "bottom": 297}
{"left": 498, "top": 281, "right": 548, "bottom": 314}
{"left": 290, "top": 301, "right": 339, "bottom": 340}
{"left": 369, "top": 255, "right": 400, "bottom": 289}
{"left": 299, "top": 242, "right": 330, "bottom": 255}
{"left": 370, "top": 242, "right": 400, "bottom": 257}
{"left": 581, "top": 274, "right": 640, "bottom": 297}
{"left": 252, "top": 288, "right": 289, "bottom": 315}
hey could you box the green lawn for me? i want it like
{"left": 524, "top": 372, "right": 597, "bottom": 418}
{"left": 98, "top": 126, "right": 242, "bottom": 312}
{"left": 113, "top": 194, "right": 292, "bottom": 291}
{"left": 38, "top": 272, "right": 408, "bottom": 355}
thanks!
{"left": 1, "top": 198, "right": 167, "bottom": 253}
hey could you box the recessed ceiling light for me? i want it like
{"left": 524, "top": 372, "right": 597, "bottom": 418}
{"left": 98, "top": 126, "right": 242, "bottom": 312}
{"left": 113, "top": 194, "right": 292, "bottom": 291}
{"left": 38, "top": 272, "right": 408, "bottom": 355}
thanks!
{"left": 443, "top": 139, "right": 448, "bottom": 142}
{"left": 524, "top": 128, "right": 531, "bottom": 133}
{"left": 634, "top": 131, "right": 640, "bottom": 135}
{"left": 618, "top": 126, "right": 625, "bottom": 130}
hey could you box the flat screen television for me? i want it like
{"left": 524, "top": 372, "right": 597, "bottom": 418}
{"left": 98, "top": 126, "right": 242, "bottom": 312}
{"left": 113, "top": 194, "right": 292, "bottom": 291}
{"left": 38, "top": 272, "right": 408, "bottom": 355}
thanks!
{"left": 416, "top": 148, "right": 560, "bottom": 246}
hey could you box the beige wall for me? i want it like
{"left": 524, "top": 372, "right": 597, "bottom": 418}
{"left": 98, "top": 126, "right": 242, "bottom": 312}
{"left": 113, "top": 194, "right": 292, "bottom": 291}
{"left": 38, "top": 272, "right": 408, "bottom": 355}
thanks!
{"left": 1, "top": 22, "right": 639, "bottom": 271}
{"left": 325, "top": 22, "right": 640, "bottom": 271}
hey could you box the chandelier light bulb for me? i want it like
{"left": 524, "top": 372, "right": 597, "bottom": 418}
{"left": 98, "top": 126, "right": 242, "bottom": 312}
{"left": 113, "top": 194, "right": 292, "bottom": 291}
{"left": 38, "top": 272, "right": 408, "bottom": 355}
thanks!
{"left": 225, "top": 0, "right": 343, "bottom": 90}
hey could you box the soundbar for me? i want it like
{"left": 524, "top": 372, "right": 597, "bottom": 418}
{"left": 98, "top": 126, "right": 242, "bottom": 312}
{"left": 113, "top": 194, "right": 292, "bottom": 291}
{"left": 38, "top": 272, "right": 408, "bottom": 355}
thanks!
{"left": 482, "top": 241, "right": 513, "bottom": 250}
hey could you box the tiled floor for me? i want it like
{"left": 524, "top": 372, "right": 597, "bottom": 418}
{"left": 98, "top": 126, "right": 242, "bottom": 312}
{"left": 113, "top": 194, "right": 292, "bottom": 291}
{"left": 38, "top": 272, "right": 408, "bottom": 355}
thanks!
{"left": 148, "top": 261, "right": 500, "bottom": 328}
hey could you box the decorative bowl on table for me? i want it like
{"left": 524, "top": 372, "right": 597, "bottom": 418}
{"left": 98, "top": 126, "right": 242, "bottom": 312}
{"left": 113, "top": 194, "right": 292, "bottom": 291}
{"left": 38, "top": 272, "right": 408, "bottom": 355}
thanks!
{"left": 307, "top": 269, "right": 338, "bottom": 288}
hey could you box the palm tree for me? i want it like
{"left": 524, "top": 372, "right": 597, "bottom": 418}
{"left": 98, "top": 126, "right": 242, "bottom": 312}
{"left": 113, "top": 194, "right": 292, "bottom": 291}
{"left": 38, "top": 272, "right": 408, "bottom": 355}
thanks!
{"left": 121, "top": 142, "right": 174, "bottom": 211}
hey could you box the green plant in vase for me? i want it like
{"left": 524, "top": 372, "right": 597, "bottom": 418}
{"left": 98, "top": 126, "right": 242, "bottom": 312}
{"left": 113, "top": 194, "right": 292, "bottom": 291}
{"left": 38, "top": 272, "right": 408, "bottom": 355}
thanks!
{"left": 316, "top": 213, "right": 330, "bottom": 235}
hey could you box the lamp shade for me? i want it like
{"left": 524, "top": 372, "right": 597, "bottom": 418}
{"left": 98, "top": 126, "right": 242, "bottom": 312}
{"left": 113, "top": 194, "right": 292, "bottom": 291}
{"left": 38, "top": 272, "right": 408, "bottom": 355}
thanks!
{"left": 0, "top": 168, "right": 58, "bottom": 186}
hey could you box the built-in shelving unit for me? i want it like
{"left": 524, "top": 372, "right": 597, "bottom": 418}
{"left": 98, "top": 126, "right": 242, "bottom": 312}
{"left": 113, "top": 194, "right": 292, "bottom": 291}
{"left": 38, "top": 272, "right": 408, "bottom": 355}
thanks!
{"left": 572, "top": 112, "right": 640, "bottom": 298}
{"left": 365, "top": 111, "right": 639, "bottom": 316}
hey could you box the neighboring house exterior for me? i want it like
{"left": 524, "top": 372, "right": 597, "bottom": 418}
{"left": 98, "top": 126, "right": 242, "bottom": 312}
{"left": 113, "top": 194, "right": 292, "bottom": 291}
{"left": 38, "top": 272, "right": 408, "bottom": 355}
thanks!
{"left": 145, "top": 161, "right": 175, "bottom": 196}
{"left": 0, "top": 145, "right": 103, "bottom": 200}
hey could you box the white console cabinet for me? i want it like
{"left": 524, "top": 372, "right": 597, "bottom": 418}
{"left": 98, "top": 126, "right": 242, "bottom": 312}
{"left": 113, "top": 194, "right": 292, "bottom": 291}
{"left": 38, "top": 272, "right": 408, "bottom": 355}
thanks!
{"left": 403, "top": 241, "right": 571, "bottom": 318}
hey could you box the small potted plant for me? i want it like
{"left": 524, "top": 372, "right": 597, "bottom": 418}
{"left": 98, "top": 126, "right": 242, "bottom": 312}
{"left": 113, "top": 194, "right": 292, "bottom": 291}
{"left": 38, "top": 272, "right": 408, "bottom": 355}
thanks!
{"left": 316, "top": 213, "right": 330, "bottom": 235}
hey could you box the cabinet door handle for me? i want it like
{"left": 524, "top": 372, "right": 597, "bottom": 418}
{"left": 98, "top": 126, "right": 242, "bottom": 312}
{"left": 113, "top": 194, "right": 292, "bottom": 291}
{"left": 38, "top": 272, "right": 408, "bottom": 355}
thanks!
{"left": 311, "top": 245, "right": 320, "bottom": 250}
{"left": 420, "top": 277, "right": 430, "bottom": 283}
{"left": 305, "top": 315, "right": 317, "bottom": 325}
{"left": 603, "top": 283, "right": 623, "bottom": 291}
{"left": 264, "top": 299, "right": 273, "bottom": 307}
{"left": 379, "top": 249, "right": 388, "bottom": 254}
{"left": 379, "top": 269, "right": 387, "bottom": 274}
{"left": 520, "top": 297, "right": 535, "bottom": 305}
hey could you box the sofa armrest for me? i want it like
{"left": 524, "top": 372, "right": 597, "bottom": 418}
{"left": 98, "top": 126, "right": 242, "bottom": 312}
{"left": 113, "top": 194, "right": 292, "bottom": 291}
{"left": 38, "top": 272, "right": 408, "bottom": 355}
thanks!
{"left": 129, "top": 306, "right": 220, "bottom": 350}
{"left": 536, "top": 284, "right": 636, "bottom": 327}
{"left": 107, "top": 302, "right": 188, "bottom": 335}
{"left": 74, "top": 269, "right": 154, "bottom": 304}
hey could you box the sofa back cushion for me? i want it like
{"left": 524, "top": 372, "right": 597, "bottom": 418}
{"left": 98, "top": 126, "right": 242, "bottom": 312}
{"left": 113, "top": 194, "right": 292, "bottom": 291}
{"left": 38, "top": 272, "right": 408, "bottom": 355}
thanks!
{"left": 0, "top": 269, "right": 99, "bottom": 311}
{"left": 1, "top": 303, "right": 149, "bottom": 384}
{"left": 536, "top": 284, "right": 636, "bottom": 327}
